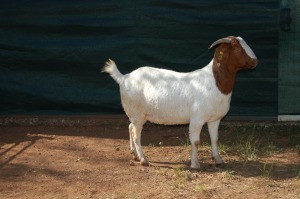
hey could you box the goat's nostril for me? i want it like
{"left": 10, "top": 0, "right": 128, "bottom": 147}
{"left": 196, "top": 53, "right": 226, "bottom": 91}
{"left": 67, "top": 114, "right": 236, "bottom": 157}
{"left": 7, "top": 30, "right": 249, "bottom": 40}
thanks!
{"left": 254, "top": 59, "right": 258, "bottom": 64}
{"left": 249, "top": 59, "right": 257, "bottom": 68}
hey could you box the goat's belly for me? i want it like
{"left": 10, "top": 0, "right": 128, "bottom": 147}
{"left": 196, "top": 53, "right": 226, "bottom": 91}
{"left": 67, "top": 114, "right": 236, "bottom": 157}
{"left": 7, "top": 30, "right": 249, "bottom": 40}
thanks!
{"left": 145, "top": 108, "right": 190, "bottom": 125}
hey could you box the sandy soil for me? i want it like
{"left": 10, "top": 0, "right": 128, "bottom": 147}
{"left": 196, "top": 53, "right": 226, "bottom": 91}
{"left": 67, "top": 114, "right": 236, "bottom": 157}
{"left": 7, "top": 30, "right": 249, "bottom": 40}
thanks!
{"left": 0, "top": 116, "right": 299, "bottom": 198}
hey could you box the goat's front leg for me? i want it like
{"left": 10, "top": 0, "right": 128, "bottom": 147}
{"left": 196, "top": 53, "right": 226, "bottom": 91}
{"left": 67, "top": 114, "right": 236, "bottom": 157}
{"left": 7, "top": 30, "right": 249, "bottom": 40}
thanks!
{"left": 207, "top": 120, "right": 225, "bottom": 168}
{"left": 188, "top": 121, "right": 204, "bottom": 170}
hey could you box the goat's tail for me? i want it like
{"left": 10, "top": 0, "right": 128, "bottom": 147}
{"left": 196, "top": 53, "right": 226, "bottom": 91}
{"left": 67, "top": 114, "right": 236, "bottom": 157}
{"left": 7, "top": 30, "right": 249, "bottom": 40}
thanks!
{"left": 101, "top": 59, "right": 124, "bottom": 84}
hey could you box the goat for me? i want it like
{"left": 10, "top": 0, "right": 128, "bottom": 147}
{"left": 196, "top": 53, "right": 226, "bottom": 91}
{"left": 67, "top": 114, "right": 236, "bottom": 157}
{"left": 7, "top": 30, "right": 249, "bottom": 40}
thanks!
{"left": 102, "top": 36, "right": 257, "bottom": 169}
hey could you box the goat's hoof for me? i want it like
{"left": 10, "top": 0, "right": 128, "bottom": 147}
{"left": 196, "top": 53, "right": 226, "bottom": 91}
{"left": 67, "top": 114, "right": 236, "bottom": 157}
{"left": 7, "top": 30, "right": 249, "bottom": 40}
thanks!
{"left": 129, "top": 161, "right": 135, "bottom": 166}
{"left": 190, "top": 161, "right": 201, "bottom": 171}
{"left": 140, "top": 158, "right": 149, "bottom": 166}
{"left": 215, "top": 163, "right": 225, "bottom": 168}
{"left": 190, "top": 167, "right": 200, "bottom": 172}
{"left": 190, "top": 164, "right": 201, "bottom": 171}
{"left": 132, "top": 156, "right": 139, "bottom": 161}
{"left": 140, "top": 161, "right": 150, "bottom": 166}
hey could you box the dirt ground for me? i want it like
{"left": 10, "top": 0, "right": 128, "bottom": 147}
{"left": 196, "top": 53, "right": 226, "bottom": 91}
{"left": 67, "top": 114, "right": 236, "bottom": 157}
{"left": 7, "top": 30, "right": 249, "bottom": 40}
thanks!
{"left": 0, "top": 116, "right": 300, "bottom": 199}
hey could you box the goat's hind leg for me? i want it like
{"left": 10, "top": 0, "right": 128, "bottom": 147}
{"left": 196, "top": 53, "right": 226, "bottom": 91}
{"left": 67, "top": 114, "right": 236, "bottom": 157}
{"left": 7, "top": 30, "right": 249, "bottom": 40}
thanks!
{"left": 129, "top": 123, "right": 138, "bottom": 161}
{"left": 129, "top": 122, "right": 149, "bottom": 166}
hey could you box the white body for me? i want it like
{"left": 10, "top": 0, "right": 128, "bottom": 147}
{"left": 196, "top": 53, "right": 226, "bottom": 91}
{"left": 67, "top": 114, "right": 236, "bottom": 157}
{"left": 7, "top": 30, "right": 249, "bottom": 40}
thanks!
{"left": 120, "top": 60, "right": 231, "bottom": 125}
{"left": 103, "top": 59, "right": 230, "bottom": 169}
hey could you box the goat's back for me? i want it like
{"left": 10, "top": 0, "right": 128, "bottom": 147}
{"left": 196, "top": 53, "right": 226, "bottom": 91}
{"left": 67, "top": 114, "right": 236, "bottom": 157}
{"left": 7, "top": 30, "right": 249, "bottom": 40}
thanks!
{"left": 118, "top": 64, "right": 231, "bottom": 125}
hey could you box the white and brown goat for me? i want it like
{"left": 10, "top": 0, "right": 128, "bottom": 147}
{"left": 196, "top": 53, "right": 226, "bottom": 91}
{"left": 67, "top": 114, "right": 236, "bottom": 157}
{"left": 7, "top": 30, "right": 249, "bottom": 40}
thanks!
{"left": 102, "top": 36, "right": 257, "bottom": 169}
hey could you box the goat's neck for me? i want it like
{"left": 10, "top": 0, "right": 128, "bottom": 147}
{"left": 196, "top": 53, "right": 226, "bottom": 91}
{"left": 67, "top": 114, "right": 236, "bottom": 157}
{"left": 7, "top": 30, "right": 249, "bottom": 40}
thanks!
{"left": 212, "top": 58, "right": 237, "bottom": 95}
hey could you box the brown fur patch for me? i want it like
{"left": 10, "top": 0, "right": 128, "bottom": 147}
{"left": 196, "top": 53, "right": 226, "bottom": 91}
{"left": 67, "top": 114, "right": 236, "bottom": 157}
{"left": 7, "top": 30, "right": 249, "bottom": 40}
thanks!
{"left": 212, "top": 44, "right": 237, "bottom": 95}
{"left": 212, "top": 40, "right": 257, "bottom": 94}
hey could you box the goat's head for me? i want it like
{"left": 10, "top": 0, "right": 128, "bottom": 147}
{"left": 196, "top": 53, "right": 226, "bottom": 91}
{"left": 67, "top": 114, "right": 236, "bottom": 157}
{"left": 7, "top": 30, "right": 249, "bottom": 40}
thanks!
{"left": 209, "top": 36, "right": 258, "bottom": 72}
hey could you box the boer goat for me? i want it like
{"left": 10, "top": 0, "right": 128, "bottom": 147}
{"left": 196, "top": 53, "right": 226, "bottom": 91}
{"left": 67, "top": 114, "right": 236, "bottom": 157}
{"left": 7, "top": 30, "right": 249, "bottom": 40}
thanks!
{"left": 102, "top": 36, "right": 257, "bottom": 169}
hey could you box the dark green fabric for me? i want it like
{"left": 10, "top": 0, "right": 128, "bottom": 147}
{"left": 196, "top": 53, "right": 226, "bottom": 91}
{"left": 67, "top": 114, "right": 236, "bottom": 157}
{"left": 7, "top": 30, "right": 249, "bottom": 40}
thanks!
{"left": 279, "top": 0, "right": 300, "bottom": 115}
{"left": 0, "top": 1, "right": 278, "bottom": 116}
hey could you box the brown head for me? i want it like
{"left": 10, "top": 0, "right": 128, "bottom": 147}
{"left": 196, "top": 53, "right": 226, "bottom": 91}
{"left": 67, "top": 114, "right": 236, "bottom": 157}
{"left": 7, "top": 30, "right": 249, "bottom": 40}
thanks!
{"left": 209, "top": 36, "right": 258, "bottom": 94}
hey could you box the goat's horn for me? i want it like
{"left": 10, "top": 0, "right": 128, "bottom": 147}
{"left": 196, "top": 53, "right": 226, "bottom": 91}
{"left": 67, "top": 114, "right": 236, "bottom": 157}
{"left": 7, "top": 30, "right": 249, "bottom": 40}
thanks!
{"left": 208, "top": 37, "right": 232, "bottom": 49}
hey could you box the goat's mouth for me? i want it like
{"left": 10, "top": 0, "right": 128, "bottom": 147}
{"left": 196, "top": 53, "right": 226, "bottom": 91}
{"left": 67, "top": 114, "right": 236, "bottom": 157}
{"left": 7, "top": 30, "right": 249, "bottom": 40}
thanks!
{"left": 249, "top": 65, "right": 256, "bottom": 69}
{"left": 248, "top": 58, "right": 258, "bottom": 69}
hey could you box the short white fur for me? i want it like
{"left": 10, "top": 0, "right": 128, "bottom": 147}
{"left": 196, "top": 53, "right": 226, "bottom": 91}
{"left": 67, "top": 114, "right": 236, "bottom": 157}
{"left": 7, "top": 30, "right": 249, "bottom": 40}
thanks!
{"left": 237, "top": 37, "right": 257, "bottom": 59}
{"left": 102, "top": 37, "right": 257, "bottom": 169}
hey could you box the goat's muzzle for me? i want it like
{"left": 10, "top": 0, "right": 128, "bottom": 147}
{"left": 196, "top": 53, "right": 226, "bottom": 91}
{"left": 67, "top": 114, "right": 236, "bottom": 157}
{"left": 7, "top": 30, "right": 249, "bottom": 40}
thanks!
{"left": 248, "top": 58, "right": 258, "bottom": 69}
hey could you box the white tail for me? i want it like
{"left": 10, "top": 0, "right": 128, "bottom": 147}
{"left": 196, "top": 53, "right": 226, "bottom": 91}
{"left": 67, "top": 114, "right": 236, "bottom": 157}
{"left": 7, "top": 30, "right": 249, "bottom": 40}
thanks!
{"left": 101, "top": 59, "right": 123, "bottom": 84}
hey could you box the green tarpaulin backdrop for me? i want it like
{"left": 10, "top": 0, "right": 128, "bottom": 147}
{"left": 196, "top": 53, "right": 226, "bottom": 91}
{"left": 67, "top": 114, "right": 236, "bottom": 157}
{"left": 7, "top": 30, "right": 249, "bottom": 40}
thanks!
{"left": 0, "top": 1, "right": 279, "bottom": 117}
{"left": 279, "top": 0, "right": 300, "bottom": 115}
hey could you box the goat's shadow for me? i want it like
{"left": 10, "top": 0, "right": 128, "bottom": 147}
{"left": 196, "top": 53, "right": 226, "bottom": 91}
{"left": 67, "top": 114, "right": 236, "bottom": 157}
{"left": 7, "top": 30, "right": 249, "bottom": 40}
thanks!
{"left": 142, "top": 158, "right": 300, "bottom": 180}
